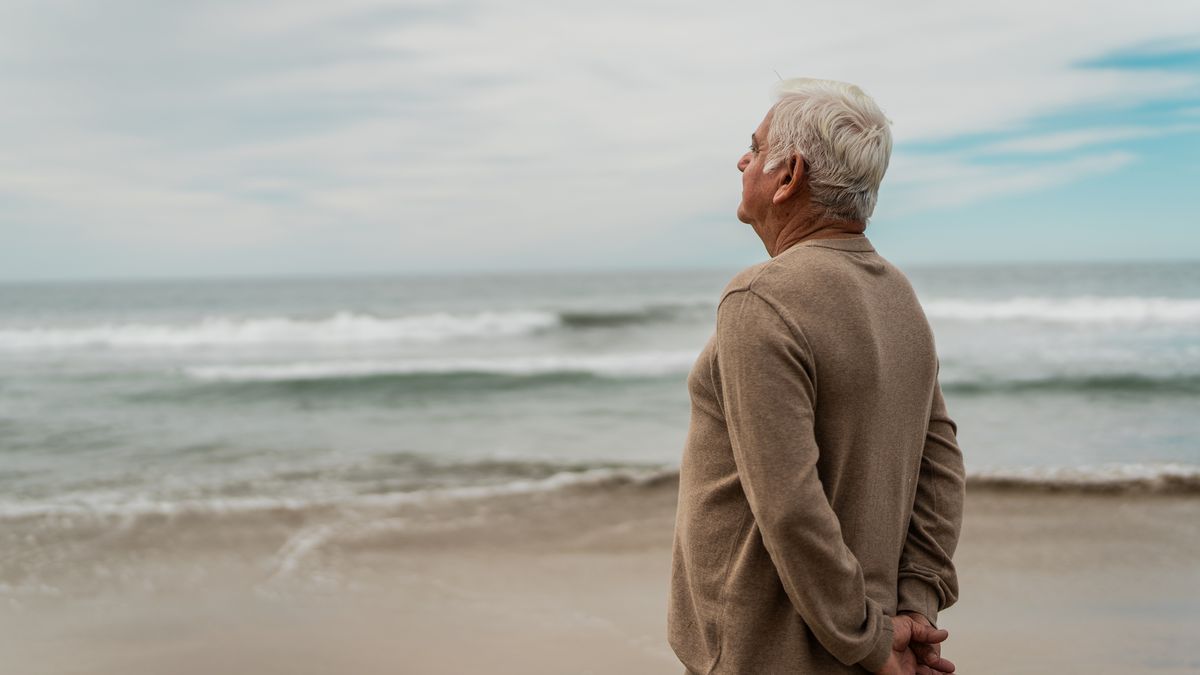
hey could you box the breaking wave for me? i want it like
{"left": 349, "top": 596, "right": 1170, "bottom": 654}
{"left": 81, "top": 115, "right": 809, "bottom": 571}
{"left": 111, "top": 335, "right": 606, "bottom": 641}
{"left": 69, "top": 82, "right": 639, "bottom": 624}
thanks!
{"left": 0, "top": 302, "right": 714, "bottom": 351}
{"left": 967, "top": 462, "right": 1200, "bottom": 494}
{"left": 182, "top": 351, "right": 699, "bottom": 383}
{"left": 3, "top": 295, "right": 1197, "bottom": 352}
{"left": 0, "top": 311, "right": 560, "bottom": 349}
{"left": 2, "top": 461, "right": 1196, "bottom": 525}
{"left": 923, "top": 296, "right": 1200, "bottom": 323}
{"left": 942, "top": 372, "right": 1200, "bottom": 395}
{"left": 0, "top": 463, "right": 680, "bottom": 521}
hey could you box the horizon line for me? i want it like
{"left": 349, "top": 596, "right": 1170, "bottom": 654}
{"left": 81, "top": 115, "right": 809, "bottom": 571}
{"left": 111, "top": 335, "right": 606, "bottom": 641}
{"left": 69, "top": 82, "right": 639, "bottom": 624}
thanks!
{"left": 1, "top": 255, "right": 1198, "bottom": 286}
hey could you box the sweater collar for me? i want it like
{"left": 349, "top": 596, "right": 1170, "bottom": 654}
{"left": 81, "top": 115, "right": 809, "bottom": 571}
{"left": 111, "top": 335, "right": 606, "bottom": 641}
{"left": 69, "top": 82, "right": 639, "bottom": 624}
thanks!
{"left": 780, "top": 234, "right": 874, "bottom": 255}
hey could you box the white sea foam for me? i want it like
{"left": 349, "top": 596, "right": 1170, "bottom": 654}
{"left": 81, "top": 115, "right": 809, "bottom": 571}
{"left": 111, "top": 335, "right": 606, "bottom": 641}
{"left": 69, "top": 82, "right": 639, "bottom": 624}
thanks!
{"left": 6, "top": 296, "right": 1192, "bottom": 352}
{"left": 1, "top": 462, "right": 1196, "bottom": 525}
{"left": 183, "top": 351, "right": 700, "bottom": 382}
{"left": 923, "top": 296, "right": 1200, "bottom": 323}
{"left": 0, "top": 465, "right": 680, "bottom": 521}
{"left": 967, "top": 462, "right": 1200, "bottom": 491}
{"left": 0, "top": 310, "right": 560, "bottom": 349}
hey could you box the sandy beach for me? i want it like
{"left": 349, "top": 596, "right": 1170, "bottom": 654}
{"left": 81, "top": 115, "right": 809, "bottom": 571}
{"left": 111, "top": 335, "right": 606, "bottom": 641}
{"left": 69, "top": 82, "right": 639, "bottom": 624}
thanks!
{"left": 4, "top": 266, "right": 1199, "bottom": 674}
{"left": 3, "top": 476, "right": 1199, "bottom": 675}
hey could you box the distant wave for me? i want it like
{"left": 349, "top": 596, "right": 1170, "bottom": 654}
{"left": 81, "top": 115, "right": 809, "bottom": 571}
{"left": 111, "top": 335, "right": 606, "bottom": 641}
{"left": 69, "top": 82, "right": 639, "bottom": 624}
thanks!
{"left": 967, "top": 463, "right": 1200, "bottom": 494}
{"left": 942, "top": 372, "right": 1200, "bottom": 395}
{"left": 0, "top": 311, "right": 560, "bottom": 349}
{"left": 0, "top": 302, "right": 714, "bottom": 350}
{"left": 173, "top": 358, "right": 1200, "bottom": 402}
{"left": 561, "top": 295, "right": 1200, "bottom": 325}
{"left": 2, "top": 461, "right": 1196, "bottom": 526}
{"left": 0, "top": 464, "right": 680, "bottom": 521}
{"left": 183, "top": 351, "right": 699, "bottom": 383}
{"left": 558, "top": 300, "right": 713, "bottom": 328}
{"left": 182, "top": 358, "right": 1200, "bottom": 394}
{"left": 4, "top": 295, "right": 1194, "bottom": 351}
{"left": 1, "top": 460, "right": 1192, "bottom": 595}
{"left": 923, "top": 296, "right": 1200, "bottom": 323}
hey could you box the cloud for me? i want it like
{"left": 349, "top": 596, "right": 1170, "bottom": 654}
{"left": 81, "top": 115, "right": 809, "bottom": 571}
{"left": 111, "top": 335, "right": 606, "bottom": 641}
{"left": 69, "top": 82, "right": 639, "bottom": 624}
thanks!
{"left": 1, "top": 0, "right": 1199, "bottom": 278}
{"left": 883, "top": 151, "right": 1138, "bottom": 214}
{"left": 976, "top": 123, "right": 1200, "bottom": 153}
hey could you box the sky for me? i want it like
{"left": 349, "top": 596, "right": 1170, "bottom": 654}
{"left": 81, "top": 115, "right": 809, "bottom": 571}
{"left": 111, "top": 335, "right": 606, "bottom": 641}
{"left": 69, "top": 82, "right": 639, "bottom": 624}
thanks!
{"left": 1, "top": 1, "right": 1199, "bottom": 281}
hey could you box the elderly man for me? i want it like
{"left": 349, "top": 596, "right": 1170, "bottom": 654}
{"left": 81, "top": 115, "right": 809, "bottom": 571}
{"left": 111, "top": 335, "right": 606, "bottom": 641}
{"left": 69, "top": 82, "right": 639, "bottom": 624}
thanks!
{"left": 668, "top": 78, "right": 966, "bottom": 674}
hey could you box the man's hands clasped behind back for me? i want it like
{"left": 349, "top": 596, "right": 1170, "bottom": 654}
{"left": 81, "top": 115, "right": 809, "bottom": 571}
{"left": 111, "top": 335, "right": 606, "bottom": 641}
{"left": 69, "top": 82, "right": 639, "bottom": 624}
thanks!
{"left": 874, "top": 612, "right": 957, "bottom": 675}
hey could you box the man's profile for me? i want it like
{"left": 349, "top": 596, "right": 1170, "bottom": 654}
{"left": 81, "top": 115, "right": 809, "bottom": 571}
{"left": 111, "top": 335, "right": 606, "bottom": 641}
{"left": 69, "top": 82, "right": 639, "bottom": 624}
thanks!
{"left": 668, "top": 78, "right": 966, "bottom": 674}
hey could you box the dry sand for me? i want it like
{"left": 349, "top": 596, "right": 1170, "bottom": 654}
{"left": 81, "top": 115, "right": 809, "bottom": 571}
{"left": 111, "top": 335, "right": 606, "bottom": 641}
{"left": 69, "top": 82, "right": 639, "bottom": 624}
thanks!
{"left": 2, "top": 481, "right": 1199, "bottom": 674}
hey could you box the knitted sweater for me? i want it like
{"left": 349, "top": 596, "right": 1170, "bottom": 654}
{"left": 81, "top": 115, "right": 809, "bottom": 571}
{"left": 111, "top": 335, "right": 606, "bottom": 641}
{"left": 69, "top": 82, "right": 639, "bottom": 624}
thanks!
{"left": 668, "top": 235, "right": 965, "bottom": 673}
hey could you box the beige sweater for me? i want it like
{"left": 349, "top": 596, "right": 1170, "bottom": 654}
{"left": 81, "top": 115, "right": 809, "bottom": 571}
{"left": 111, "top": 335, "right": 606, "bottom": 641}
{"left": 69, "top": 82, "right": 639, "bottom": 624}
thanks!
{"left": 668, "top": 235, "right": 965, "bottom": 674}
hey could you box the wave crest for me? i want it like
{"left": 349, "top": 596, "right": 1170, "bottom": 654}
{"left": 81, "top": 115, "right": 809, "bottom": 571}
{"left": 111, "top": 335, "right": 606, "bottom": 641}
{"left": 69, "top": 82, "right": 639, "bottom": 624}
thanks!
{"left": 0, "top": 300, "right": 715, "bottom": 351}
{"left": 2, "top": 462, "right": 1195, "bottom": 525}
{"left": 183, "top": 352, "right": 699, "bottom": 382}
{"left": 967, "top": 463, "right": 1200, "bottom": 494}
{"left": 0, "top": 310, "right": 561, "bottom": 349}
{"left": 924, "top": 296, "right": 1200, "bottom": 323}
{"left": 943, "top": 372, "right": 1200, "bottom": 395}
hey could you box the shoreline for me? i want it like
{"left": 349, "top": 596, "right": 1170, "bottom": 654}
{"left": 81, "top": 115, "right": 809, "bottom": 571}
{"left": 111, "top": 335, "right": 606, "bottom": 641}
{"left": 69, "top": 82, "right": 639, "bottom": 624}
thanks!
{"left": 2, "top": 483, "right": 1199, "bottom": 674}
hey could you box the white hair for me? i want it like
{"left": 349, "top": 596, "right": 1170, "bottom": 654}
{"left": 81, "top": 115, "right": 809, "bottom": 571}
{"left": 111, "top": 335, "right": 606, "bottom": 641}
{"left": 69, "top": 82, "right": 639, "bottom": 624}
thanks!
{"left": 763, "top": 78, "right": 893, "bottom": 224}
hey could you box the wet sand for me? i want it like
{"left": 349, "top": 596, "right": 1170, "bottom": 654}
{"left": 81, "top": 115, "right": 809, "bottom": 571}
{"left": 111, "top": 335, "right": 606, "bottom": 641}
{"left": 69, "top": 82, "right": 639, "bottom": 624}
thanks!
{"left": 3, "top": 482, "right": 1199, "bottom": 674}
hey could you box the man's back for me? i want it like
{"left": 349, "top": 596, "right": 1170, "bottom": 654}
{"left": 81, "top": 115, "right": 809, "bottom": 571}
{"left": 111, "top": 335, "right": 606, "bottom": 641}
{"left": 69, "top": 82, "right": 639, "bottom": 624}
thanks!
{"left": 669, "top": 234, "right": 963, "bottom": 674}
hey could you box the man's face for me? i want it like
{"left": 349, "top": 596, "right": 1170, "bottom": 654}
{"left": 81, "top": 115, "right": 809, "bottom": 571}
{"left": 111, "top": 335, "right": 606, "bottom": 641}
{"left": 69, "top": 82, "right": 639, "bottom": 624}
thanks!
{"left": 736, "top": 109, "right": 778, "bottom": 226}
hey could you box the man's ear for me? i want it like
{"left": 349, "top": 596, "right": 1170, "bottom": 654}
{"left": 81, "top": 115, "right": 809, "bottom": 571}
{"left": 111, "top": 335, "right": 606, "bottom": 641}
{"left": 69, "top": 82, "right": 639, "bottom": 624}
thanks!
{"left": 772, "top": 153, "right": 804, "bottom": 205}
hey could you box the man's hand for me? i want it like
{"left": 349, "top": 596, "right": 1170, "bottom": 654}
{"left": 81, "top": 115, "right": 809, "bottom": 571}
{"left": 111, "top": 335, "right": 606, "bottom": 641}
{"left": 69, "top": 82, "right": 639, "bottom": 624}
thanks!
{"left": 873, "top": 614, "right": 956, "bottom": 674}
{"left": 899, "top": 611, "right": 956, "bottom": 673}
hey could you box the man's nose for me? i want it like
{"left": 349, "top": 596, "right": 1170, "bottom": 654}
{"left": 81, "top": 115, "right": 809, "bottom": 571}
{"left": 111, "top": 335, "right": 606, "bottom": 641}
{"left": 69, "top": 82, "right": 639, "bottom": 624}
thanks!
{"left": 737, "top": 153, "right": 749, "bottom": 172}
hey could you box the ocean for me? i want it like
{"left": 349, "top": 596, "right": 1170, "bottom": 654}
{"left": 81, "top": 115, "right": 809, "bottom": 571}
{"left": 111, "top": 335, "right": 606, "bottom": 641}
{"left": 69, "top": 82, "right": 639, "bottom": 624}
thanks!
{"left": 2, "top": 260, "right": 1199, "bottom": 595}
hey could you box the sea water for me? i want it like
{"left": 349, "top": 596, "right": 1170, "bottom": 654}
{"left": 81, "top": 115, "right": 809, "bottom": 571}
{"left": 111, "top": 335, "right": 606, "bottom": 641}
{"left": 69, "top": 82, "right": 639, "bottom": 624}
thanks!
{"left": 1, "top": 260, "right": 1198, "bottom": 546}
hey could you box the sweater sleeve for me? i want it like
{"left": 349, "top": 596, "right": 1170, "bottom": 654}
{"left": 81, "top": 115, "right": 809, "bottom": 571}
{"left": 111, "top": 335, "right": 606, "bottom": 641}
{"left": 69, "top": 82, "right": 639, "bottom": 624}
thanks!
{"left": 896, "top": 364, "right": 966, "bottom": 627}
{"left": 715, "top": 289, "right": 894, "bottom": 672}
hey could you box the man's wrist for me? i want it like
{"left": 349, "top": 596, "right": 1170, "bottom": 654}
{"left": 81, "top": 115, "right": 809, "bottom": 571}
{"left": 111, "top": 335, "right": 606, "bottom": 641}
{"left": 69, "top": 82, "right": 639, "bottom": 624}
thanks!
{"left": 896, "top": 577, "right": 941, "bottom": 627}
{"left": 898, "top": 608, "right": 936, "bottom": 629}
{"left": 857, "top": 613, "right": 895, "bottom": 673}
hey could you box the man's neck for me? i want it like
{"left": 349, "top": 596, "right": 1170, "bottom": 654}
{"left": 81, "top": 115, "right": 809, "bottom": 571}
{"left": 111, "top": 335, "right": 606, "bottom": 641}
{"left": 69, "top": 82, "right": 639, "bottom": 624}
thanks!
{"left": 763, "top": 210, "right": 866, "bottom": 257}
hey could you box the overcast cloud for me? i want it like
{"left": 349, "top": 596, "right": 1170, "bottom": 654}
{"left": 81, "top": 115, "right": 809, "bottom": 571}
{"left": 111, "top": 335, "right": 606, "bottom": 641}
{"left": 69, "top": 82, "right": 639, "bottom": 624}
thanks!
{"left": 1, "top": 1, "right": 1199, "bottom": 280}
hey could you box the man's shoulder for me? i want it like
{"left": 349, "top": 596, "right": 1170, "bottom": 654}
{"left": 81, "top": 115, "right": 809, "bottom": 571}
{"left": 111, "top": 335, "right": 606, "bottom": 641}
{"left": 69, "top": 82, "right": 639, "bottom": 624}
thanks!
{"left": 718, "top": 247, "right": 836, "bottom": 307}
{"left": 719, "top": 260, "right": 772, "bottom": 303}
